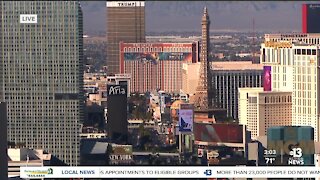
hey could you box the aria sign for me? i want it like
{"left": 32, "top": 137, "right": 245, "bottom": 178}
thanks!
{"left": 107, "top": 84, "right": 127, "bottom": 96}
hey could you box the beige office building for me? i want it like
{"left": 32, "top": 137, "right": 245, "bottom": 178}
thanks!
{"left": 238, "top": 88, "right": 292, "bottom": 140}
{"left": 260, "top": 36, "right": 320, "bottom": 141}
{"left": 182, "top": 62, "right": 200, "bottom": 95}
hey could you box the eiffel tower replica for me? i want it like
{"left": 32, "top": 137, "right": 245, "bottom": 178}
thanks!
{"left": 191, "top": 7, "right": 226, "bottom": 121}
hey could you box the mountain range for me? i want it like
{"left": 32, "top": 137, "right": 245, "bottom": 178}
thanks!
{"left": 80, "top": 1, "right": 319, "bottom": 35}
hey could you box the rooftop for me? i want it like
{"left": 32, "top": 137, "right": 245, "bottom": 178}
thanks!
{"left": 211, "top": 61, "right": 263, "bottom": 71}
{"left": 265, "top": 33, "right": 320, "bottom": 38}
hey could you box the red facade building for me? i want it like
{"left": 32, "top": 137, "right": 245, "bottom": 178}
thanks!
{"left": 120, "top": 42, "right": 199, "bottom": 93}
{"left": 302, "top": 4, "right": 320, "bottom": 33}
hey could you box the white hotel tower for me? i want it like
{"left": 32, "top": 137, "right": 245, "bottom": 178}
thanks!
{"left": 260, "top": 33, "right": 320, "bottom": 141}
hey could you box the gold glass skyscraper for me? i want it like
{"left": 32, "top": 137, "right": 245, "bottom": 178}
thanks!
{"left": 0, "top": 1, "right": 84, "bottom": 165}
{"left": 106, "top": 1, "right": 146, "bottom": 75}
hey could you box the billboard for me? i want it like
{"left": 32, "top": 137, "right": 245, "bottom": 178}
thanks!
{"left": 263, "top": 66, "right": 271, "bottom": 91}
{"left": 124, "top": 52, "right": 192, "bottom": 64}
{"left": 179, "top": 109, "right": 193, "bottom": 132}
{"left": 111, "top": 144, "right": 133, "bottom": 155}
{"left": 179, "top": 103, "right": 194, "bottom": 133}
{"left": 109, "top": 144, "right": 133, "bottom": 165}
{"left": 194, "top": 123, "right": 244, "bottom": 144}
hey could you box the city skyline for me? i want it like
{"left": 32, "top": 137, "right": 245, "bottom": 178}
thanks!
{"left": 3, "top": 1, "right": 320, "bottom": 177}
{"left": 81, "top": 1, "right": 319, "bottom": 35}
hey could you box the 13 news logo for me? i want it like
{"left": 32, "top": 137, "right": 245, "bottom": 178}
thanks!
{"left": 204, "top": 169, "right": 212, "bottom": 176}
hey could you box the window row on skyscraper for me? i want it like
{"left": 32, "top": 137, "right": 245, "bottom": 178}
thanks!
{"left": 294, "top": 49, "right": 317, "bottom": 55}
{"left": 123, "top": 46, "right": 192, "bottom": 53}
{"left": 264, "top": 95, "right": 292, "bottom": 104}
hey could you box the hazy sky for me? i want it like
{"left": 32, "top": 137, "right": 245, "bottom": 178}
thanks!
{"left": 81, "top": 1, "right": 319, "bottom": 35}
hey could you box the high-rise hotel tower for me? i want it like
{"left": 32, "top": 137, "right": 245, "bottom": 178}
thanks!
{"left": 261, "top": 33, "right": 320, "bottom": 141}
{"left": 302, "top": 4, "right": 320, "bottom": 33}
{"left": 106, "top": 1, "right": 146, "bottom": 75}
{"left": 0, "top": 1, "right": 84, "bottom": 165}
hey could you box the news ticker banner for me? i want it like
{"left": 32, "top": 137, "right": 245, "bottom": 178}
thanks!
{"left": 20, "top": 166, "right": 320, "bottom": 179}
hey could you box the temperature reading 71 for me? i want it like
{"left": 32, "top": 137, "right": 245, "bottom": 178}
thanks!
{"left": 265, "top": 157, "right": 275, "bottom": 164}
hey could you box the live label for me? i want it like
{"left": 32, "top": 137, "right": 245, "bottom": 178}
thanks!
{"left": 20, "top": 14, "right": 37, "bottom": 24}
